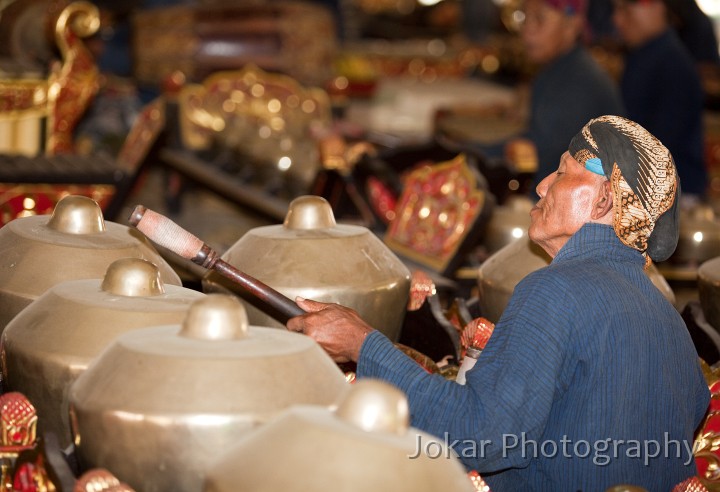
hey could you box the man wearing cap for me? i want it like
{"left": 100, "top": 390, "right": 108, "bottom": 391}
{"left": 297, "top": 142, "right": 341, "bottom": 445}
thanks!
{"left": 288, "top": 115, "right": 709, "bottom": 491}
{"left": 505, "top": 0, "right": 625, "bottom": 191}
{"left": 612, "top": 0, "right": 708, "bottom": 201}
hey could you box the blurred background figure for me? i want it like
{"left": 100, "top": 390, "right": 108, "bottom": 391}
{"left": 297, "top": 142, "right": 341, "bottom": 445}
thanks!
{"left": 612, "top": 0, "right": 709, "bottom": 203}
{"left": 665, "top": 0, "right": 720, "bottom": 65}
{"left": 505, "top": 0, "right": 625, "bottom": 192}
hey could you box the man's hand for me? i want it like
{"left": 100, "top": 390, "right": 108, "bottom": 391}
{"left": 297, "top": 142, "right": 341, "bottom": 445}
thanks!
{"left": 286, "top": 298, "right": 375, "bottom": 363}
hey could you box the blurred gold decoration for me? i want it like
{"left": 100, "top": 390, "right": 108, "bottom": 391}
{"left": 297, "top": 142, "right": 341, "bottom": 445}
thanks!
{"left": 0, "top": 1, "right": 99, "bottom": 156}
{"left": 178, "top": 64, "right": 332, "bottom": 188}
{"left": 353, "top": 0, "right": 417, "bottom": 15}
{"left": 319, "top": 133, "right": 376, "bottom": 173}
{"left": 504, "top": 137, "right": 538, "bottom": 174}
{"left": 131, "top": 2, "right": 337, "bottom": 88}
{"left": 335, "top": 41, "right": 500, "bottom": 83}
{"left": 179, "top": 63, "right": 331, "bottom": 148}
{"left": 0, "top": 80, "right": 47, "bottom": 156}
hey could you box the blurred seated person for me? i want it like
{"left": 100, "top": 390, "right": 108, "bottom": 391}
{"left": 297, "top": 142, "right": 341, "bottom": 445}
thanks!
{"left": 665, "top": 0, "right": 720, "bottom": 65}
{"left": 504, "top": 0, "right": 625, "bottom": 192}
{"left": 612, "top": 0, "right": 709, "bottom": 202}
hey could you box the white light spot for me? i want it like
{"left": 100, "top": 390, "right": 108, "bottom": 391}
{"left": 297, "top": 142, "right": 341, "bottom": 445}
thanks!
{"left": 278, "top": 156, "right": 292, "bottom": 171}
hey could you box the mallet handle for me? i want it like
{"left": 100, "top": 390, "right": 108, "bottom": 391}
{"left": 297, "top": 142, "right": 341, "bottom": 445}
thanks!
{"left": 128, "top": 205, "right": 304, "bottom": 321}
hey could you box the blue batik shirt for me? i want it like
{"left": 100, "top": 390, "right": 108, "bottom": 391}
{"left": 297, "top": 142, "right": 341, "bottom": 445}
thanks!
{"left": 358, "top": 223, "right": 709, "bottom": 491}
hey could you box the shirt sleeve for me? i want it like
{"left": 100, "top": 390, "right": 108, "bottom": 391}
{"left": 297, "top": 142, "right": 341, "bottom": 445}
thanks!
{"left": 357, "top": 267, "right": 576, "bottom": 472}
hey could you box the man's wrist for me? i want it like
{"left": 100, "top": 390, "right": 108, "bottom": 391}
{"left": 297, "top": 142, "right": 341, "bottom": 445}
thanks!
{"left": 351, "top": 327, "right": 374, "bottom": 362}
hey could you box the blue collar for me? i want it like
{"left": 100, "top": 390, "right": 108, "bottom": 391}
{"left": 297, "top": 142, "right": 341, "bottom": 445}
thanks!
{"left": 552, "top": 223, "right": 645, "bottom": 266}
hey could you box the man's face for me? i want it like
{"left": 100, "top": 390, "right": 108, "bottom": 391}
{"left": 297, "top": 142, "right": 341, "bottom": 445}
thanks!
{"left": 612, "top": 0, "right": 665, "bottom": 48}
{"left": 529, "top": 152, "right": 606, "bottom": 256}
{"left": 521, "top": 0, "right": 579, "bottom": 64}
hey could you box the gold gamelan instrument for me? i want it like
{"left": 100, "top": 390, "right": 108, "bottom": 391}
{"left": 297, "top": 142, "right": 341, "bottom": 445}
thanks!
{"left": 1, "top": 257, "right": 205, "bottom": 449}
{"left": 69, "top": 294, "right": 348, "bottom": 492}
{"left": 129, "top": 197, "right": 411, "bottom": 340}
{"left": 0, "top": 195, "right": 181, "bottom": 331}
{"left": 204, "top": 379, "right": 478, "bottom": 492}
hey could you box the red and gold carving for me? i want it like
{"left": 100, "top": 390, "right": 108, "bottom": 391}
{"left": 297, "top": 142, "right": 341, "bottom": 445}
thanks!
{"left": 460, "top": 317, "right": 495, "bottom": 354}
{"left": 673, "top": 476, "right": 710, "bottom": 492}
{"left": 694, "top": 360, "right": 720, "bottom": 489}
{"left": 384, "top": 154, "right": 487, "bottom": 274}
{"left": 46, "top": 1, "right": 100, "bottom": 155}
{"left": 0, "top": 1, "right": 100, "bottom": 156}
{"left": 366, "top": 176, "right": 397, "bottom": 225}
{"left": 12, "top": 460, "right": 52, "bottom": 492}
{"left": 0, "top": 184, "right": 114, "bottom": 227}
{"left": 0, "top": 393, "right": 37, "bottom": 454}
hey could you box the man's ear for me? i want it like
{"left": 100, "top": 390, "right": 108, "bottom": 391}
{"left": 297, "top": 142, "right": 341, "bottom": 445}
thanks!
{"left": 591, "top": 180, "right": 613, "bottom": 221}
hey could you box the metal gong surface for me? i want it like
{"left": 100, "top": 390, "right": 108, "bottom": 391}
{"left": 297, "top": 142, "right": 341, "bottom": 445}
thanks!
{"left": 699, "top": 256, "right": 720, "bottom": 331}
{"left": 203, "top": 379, "right": 475, "bottom": 492}
{"left": 0, "top": 195, "right": 181, "bottom": 331}
{"left": 203, "top": 195, "right": 410, "bottom": 340}
{"left": 1, "top": 258, "right": 205, "bottom": 450}
{"left": 673, "top": 204, "right": 720, "bottom": 265}
{"left": 69, "top": 294, "right": 348, "bottom": 492}
{"left": 481, "top": 195, "right": 533, "bottom": 255}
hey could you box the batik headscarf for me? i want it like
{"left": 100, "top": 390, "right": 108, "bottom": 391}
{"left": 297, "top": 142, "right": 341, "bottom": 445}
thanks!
{"left": 568, "top": 115, "right": 680, "bottom": 262}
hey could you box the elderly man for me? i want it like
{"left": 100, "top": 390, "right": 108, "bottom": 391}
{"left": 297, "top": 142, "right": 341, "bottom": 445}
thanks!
{"left": 288, "top": 116, "right": 709, "bottom": 491}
